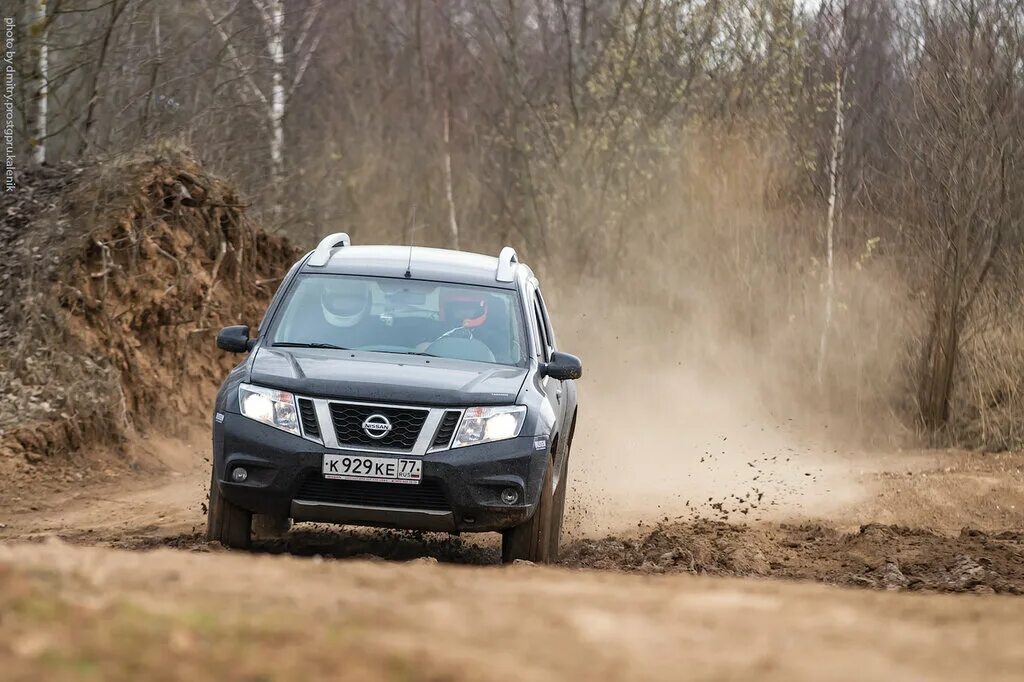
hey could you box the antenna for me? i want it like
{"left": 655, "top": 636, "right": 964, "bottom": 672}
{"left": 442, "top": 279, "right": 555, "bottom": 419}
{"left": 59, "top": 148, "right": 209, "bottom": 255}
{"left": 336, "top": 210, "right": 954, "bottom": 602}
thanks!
{"left": 404, "top": 246, "right": 413, "bottom": 278}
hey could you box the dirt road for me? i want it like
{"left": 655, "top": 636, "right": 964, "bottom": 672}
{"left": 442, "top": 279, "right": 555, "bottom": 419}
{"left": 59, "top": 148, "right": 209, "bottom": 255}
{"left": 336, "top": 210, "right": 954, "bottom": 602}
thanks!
{"left": 5, "top": 135, "right": 1024, "bottom": 681}
{"left": 4, "top": 539, "right": 1024, "bottom": 682}
{"left": 2, "top": 430, "right": 1024, "bottom": 680}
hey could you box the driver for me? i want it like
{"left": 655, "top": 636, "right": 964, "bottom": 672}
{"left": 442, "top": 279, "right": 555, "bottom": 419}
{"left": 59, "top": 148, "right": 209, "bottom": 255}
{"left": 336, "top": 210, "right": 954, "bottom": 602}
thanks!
{"left": 321, "top": 277, "right": 371, "bottom": 328}
{"left": 439, "top": 290, "right": 489, "bottom": 333}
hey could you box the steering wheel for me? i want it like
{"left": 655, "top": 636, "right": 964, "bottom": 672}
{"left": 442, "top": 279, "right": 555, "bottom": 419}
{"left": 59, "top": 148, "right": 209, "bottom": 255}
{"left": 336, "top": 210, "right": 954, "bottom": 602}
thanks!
{"left": 433, "top": 325, "right": 474, "bottom": 344}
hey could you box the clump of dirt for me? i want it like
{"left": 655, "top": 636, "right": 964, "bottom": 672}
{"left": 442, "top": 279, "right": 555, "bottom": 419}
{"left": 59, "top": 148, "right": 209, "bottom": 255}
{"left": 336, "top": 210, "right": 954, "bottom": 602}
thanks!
{"left": 0, "top": 145, "right": 297, "bottom": 490}
{"left": 562, "top": 520, "right": 1024, "bottom": 594}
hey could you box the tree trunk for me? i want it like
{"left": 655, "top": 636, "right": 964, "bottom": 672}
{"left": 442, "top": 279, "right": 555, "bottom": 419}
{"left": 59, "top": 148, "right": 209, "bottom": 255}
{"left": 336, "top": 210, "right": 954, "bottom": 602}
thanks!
{"left": 918, "top": 243, "right": 964, "bottom": 431}
{"left": 817, "top": 63, "right": 845, "bottom": 386}
{"left": 26, "top": 0, "right": 49, "bottom": 167}
{"left": 141, "top": 6, "right": 161, "bottom": 140}
{"left": 442, "top": 103, "right": 460, "bottom": 249}
{"left": 79, "top": 0, "right": 125, "bottom": 154}
{"left": 268, "top": 0, "right": 285, "bottom": 218}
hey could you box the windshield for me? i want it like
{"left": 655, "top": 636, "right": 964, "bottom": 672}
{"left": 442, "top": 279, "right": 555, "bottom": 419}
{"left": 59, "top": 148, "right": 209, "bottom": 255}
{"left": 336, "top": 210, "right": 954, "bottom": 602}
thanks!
{"left": 269, "top": 274, "right": 527, "bottom": 366}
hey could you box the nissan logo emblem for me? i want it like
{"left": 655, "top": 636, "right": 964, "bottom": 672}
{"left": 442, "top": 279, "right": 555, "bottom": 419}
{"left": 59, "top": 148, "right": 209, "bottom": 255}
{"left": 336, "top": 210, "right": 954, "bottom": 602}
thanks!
{"left": 361, "top": 414, "right": 392, "bottom": 439}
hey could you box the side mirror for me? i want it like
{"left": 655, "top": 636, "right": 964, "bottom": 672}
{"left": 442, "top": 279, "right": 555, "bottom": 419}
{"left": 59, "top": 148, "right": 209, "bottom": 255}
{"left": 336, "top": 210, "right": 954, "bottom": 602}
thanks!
{"left": 541, "top": 351, "right": 583, "bottom": 380}
{"left": 217, "top": 325, "right": 255, "bottom": 353}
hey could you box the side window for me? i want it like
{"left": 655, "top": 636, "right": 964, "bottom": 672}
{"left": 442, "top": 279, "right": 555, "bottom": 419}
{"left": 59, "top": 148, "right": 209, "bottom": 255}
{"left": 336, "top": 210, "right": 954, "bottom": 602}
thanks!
{"left": 523, "top": 283, "right": 542, "bottom": 359}
{"left": 535, "top": 290, "right": 556, "bottom": 349}
{"left": 532, "top": 294, "right": 552, "bottom": 361}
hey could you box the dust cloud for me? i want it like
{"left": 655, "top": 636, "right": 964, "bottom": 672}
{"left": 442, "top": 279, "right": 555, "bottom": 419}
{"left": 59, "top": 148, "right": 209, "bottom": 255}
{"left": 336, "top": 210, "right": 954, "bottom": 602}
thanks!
{"left": 538, "top": 139, "right": 914, "bottom": 538}
{"left": 554, "top": 290, "right": 866, "bottom": 537}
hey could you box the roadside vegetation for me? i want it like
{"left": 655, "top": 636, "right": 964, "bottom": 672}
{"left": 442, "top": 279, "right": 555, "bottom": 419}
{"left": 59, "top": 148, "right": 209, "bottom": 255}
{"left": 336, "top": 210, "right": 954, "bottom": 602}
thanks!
{"left": 5, "top": 0, "right": 1024, "bottom": 451}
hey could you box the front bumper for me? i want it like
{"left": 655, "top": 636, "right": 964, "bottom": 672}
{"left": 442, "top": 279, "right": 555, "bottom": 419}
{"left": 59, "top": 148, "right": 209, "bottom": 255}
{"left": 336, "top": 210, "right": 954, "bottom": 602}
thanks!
{"left": 213, "top": 412, "right": 547, "bottom": 533}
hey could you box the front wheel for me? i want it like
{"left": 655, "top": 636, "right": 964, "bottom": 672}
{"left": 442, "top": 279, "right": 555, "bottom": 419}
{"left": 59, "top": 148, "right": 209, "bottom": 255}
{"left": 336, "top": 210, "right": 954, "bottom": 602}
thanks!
{"left": 253, "top": 513, "right": 292, "bottom": 540}
{"left": 547, "top": 449, "right": 570, "bottom": 561}
{"left": 501, "top": 456, "right": 554, "bottom": 564}
{"left": 206, "top": 468, "right": 252, "bottom": 549}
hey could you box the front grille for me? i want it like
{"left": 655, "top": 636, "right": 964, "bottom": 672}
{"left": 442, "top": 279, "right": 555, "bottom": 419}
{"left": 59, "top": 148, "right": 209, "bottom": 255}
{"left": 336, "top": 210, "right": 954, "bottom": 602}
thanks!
{"left": 297, "top": 398, "right": 320, "bottom": 439}
{"left": 328, "top": 403, "right": 427, "bottom": 450}
{"left": 295, "top": 475, "right": 450, "bottom": 512}
{"left": 432, "top": 410, "right": 462, "bottom": 448}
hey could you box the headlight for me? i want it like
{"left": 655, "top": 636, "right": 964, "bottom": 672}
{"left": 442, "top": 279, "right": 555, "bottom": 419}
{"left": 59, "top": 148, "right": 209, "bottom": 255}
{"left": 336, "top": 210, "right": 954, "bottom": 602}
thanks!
{"left": 238, "top": 383, "right": 300, "bottom": 436}
{"left": 452, "top": 406, "right": 526, "bottom": 448}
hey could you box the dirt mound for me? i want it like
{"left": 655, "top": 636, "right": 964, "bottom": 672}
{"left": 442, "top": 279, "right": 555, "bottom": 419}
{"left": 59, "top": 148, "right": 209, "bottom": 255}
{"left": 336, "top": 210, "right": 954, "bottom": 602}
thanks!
{"left": 561, "top": 520, "right": 1024, "bottom": 593}
{"left": 0, "top": 147, "right": 296, "bottom": 492}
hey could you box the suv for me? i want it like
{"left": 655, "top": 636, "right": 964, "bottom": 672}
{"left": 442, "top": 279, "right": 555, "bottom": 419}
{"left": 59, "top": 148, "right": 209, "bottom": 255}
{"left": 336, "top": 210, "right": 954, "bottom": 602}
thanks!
{"left": 207, "top": 233, "right": 581, "bottom": 563}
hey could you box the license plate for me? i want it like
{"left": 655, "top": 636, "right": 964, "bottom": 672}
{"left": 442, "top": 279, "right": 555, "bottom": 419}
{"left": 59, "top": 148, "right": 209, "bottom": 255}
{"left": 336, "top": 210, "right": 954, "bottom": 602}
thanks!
{"left": 322, "top": 453, "right": 421, "bottom": 484}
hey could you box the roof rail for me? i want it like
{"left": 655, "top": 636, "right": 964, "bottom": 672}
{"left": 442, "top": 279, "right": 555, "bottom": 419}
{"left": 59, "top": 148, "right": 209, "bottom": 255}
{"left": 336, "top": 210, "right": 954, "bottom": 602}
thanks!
{"left": 307, "top": 232, "right": 351, "bottom": 267}
{"left": 496, "top": 246, "right": 518, "bottom": 282}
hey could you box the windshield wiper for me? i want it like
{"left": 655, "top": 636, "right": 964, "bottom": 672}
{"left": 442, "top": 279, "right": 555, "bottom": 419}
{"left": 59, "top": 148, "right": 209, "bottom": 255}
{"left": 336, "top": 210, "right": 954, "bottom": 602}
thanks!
{"left": 366, "top": 349, "right": 442, "bottom": 358}
{"left": 272, "top": 342, "right": 349, "bottom": 350}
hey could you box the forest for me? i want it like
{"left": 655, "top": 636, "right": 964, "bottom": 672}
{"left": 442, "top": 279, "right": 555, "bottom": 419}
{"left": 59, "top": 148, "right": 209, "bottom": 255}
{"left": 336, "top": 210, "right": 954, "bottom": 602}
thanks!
{"left": 7, "top": 0, "right": 1024, "bottom": 450}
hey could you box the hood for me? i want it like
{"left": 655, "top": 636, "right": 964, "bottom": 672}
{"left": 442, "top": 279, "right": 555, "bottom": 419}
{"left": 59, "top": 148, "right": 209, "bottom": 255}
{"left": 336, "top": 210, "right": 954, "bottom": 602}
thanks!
{"left": 248, "top": 347, "right": 528, "bottom": 406}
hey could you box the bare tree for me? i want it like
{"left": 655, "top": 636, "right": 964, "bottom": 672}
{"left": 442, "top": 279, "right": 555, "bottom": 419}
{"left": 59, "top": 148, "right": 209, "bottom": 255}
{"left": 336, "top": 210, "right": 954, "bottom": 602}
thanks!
{"left": 253, "top": 0, "right": 286, "bottom": 198}
{"left": 901, "top": 1, "right": 1024, "bottom": 431}
{"left": 199, "top": 0, "right": 323, "bottom": 219}
{"left": 816, "top": 0, "right": 849, "bottom": 386}
{"left": 25, "top": 0, "right": 58, "bottom": 167}
{"left": 12, "top": 0, "right": 1024, "bottom": 448}
{"left": 439, "top": 4, "right": 460, "bottom": 249}
{"left": 77, "top": 0, "right": 127, "bottom": 154}
{"left": 442, "top": 102, "right": 460, "bottom": 249}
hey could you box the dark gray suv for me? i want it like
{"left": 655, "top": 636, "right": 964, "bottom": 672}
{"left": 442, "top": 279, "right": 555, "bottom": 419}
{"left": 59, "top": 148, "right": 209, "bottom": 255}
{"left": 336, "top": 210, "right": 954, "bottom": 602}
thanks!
{"left": 208, "top": 234, "right": 581, "bottom": 563}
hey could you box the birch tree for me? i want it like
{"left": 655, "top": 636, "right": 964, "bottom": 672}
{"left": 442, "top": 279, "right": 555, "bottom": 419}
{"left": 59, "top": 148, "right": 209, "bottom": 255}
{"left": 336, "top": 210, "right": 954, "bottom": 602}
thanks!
{"left": 439, "top": 4, "right": 460, "bottom": 250}
{"left": 199, "top": 0, "right": 323, "bottom": 219}
{"left": 442, "top": 103, "right": 460, "bottom": 249}
{"left": 252, "top": 0, "right": 286, "bottom": 200}
{"left": 25, "top": 0, "right": 57, "bottom": 167}
{"left": 816, "top": 0, "right": 849, "bottom": 387}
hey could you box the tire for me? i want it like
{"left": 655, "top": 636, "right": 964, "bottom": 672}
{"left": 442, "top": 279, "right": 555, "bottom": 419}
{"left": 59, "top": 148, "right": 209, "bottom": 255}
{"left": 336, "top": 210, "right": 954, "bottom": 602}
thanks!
{"left": 548, "top": 415, "right": 576, "bottom": 561}
{"left": 501, "top": 455, "right": 554, "bottom": 564}
{"left": 253, "top": 514, "right": 292, "bottom": 540}
{"left": 547, "top": 450, "right": 569, "bottom": 561}
{"left": 206, "top": 468, "right": 252, "bottom": 549}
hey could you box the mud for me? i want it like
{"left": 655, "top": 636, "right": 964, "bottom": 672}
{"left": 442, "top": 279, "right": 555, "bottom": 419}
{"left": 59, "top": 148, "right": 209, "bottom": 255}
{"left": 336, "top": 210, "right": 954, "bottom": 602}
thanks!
{"left": 562, "top": 521, "right": 1024, "bottom": 593}
{"left": 113, "top": 527, "right": 500, "bottom": 566}
{"left": 10, "top": 438, "right": 1020, "bottom": 597}
{"left": 80, "top": 523, "right": 1024, "bottom": 597}
{"left": 75, "top": 518, "right": 1024, "bottom": 595}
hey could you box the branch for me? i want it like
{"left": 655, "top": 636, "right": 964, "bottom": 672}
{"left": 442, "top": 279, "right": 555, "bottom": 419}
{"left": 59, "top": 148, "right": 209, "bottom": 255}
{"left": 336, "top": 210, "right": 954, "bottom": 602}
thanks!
{"left": 198, "top": 0, "right": 268, "bottom": 107}
{"left": 250, "top": 0, "right": 272, "bottom": 31}
{"left": 555, "top": 0, "right": 580, "bottom": 124}
{"left": 286, "top": 2, "right": 324, "bottom": 99}
{"left": 292, "top": 1, "right": 322, "bottom": 57}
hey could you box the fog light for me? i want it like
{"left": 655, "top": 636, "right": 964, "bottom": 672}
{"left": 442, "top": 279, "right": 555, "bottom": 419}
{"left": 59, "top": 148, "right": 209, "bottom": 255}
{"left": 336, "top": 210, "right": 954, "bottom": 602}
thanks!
{"left": 500, "top": 487, "right": 519, "bottom": 505}
{"left": 231, "top": 467, "right": 248, "bottom": 483}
